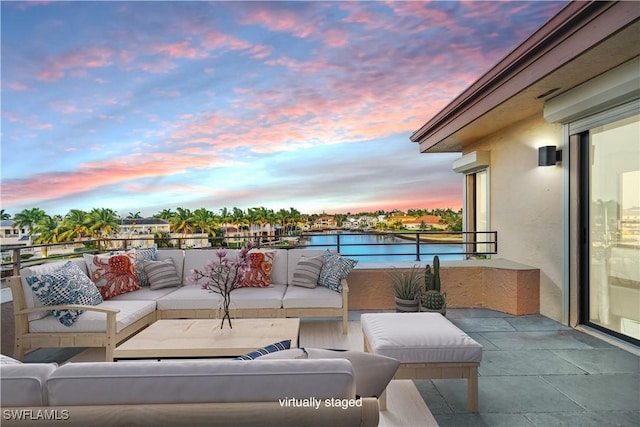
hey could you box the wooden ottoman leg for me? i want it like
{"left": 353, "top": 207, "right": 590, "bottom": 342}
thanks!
{"left": 379, "top": 389, "right": 388, "bottom": 411}
{"left": 467, "top": 365, "right": 479, "bottom": 412}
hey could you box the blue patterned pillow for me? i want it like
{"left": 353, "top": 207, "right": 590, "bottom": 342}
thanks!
{"left": 318, "top": 251, "right": 357, "bottom": 293}
{"left": 233, "top": 340, "right": 292, "bottom": 360}
{"left": 134, "top": 247, "right": 157, "bottom": 287}
{"left": 26, "top": 261, "right": 103, "bottom": 327}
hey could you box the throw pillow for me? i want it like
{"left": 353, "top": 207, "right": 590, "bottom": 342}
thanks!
{"left": 134, "top": 247, "right": 157, "bottom": 287}
{"left": 84, "top": 252, "right": 139, "bottom": 300}
{"left": 143, "top": 258, "right": 181, "bottom": 290}
{"left": 305, "top": 348, "right": 400, "bottom": 398}
{"left": 291, "top": 255, "right": 323, "bottom": 288}
{"left": 26, "top": 261, "right": 103, "bottom": 327}
{"left": 318, "top": 251, "right": 357, "bottom": 293}
{"left": 241, "top": 251, "right": 275, "bottom": 288}
{"left": 233, "top": 340, "right": 292, "bottom": 360}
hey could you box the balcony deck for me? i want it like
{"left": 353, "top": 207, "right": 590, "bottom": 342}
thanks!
{"left": 2, "top": 306, "right": 638, "bottom": 426}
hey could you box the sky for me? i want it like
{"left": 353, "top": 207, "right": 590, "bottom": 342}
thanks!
{"left": 1, "top": 0, "right": 567, "bottom": 218}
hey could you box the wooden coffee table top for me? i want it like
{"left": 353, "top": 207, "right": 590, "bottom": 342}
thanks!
{"left": 114, "top": 318, "right": 300, "bottom": 359}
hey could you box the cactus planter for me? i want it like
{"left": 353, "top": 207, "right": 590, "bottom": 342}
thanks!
{"left": 420, "top": 256, "right": 447, "bottom": 316}
{"left": 389, "top": 265, "right": 423, "bottom": 313}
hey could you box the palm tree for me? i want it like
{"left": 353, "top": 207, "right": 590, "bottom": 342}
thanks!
{"left": 192, "top": 208, "right": 217, "bottom": 236}
{"left": 88, "top": 208, "right": 120, "bottom": 237}
{"left": 33, "top": 215, "right": 61, "bottom": 256}
{"left": 219, "top": 207, "right": 231, "bottom": 227}
{"left": 153, "top": 209, "right": 175, "bottom": 221}
{"left": 170, "top": 207, "right": 194, "bottom": 237}
{"left": 59, "top": 209, "right": 90, "bottom": 241}
{"left": 126, "top": 211, "right": 142, "bottom": 219}
{"left": 13, "top": 208, "right": 47, "bottom": 236}
{"left": 0, "top": 209, "right": 11, "bottom": 220}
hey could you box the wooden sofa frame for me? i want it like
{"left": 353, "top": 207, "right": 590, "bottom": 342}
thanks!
{"left": 7, "top": 277, "right": 157, "bottom": 362}
{"left": 1, "top": 398, "right": 379, "bottom": 427}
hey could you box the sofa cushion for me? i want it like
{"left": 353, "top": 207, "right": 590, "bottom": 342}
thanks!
{"left": 230, "top": 284, "right": 286, "bottom": 309}
{"left": 156, "top": 286, "right": 223, "bottom": 310}
{"left": 241, "top": 251, "right": 275, "bottom": 288}
{"left": 107, "top": 286, "right": 179, "bottom": 302}
{"left": 29, "top": 300, "right": 156, "bottom": 334}
{"left": 0, "top": 354, "right": 23, "bottom": 364}
{"left": 143, "top": 258, "right": 181, "bottom": 290}
{"left": 305, "top": 348, "right": 400, "bottom": 398}
{"left": 234, "top": 339, "right": 291, "bottom": 360}
{"left": 291, "top": 255, "right": 323, "bottom": 288}
{"left": 282, "top": 285, "right": 343, "bottom": 309}
{"left": 84, "top": 252, "right": 140, "bottom": 299}
{"left": 26, "top": 261, "right": 103, "bottom": 326}
{"left": 134, "top": 247, "right": 157, "bottom": 287}
{"left": 46, "top": 359, "right": 355, "bottom": 405}
{"left": 21, "top": 258, "right": 88, "bottom": 321}
{"left": 318, "top": 251, "right": 357, "bottom": 293}
{"left": 1, "top": 363, "right": 57, "bottom": 406}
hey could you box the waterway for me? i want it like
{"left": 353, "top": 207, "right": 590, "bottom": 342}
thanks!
{"left": 299, "top": 232, "right": 464, "bottom": 263}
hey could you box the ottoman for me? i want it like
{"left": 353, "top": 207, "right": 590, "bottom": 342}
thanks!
{"left": 361, "top": 312, "right": 482, "bottom": 412}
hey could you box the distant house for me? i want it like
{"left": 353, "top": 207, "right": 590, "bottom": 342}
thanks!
{"left": 410, "top": 2, "right": 639, "bottom": 345}
{"left": 0, "top": 220, "right": 30, "bottom": 246}
{"left": 313, "top": 215, "right": 337, "bottom": 230}
{"left": 403, "top": 215, "right": 443, "bottom": 231}
{"left": 118, "top": 218, "right": 170, "bottom": 235}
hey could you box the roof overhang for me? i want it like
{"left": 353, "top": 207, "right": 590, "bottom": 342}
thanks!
{"left": 411, "top": 1, "right": 640, "bottom": 153}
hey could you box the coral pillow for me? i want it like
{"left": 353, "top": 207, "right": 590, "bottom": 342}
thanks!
{"left": 241, "top": 251, "right": 275, "bottom": 288}
{"left": 84, "top": 252, "right": 139, "bottom": 299}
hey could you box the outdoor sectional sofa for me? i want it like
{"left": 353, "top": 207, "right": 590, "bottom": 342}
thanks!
{"left": 8, "top": 248, "right": 351, "bottom": 361}
{"left": 0, "top": 356, "right": 379, "bottom": 427}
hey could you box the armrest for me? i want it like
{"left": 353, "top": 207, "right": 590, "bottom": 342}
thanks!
{"left": 341, "top": 278, "right": 349, "bottom": 293}
{"left": 16, "top": 305, "right": 120, "bottom": 315}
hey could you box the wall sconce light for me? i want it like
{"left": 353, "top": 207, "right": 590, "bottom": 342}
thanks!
{"left": 538, "top": 146, "right": 562, "bottom": 166}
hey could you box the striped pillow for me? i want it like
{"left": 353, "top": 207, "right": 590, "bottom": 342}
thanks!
{"left": 291, "top": 256, "right": 323, "bottom": 288}
{"left": 143, "top": 258, "right": 181, "bottom": 290}
{"left": 233, "top": 340, "right": 292, "bottom": 360}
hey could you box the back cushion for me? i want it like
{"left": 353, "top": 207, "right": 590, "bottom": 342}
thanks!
{"left": 1, "top": 363, "right": 57, "bottom": 406}
{"left": 20, "top": 259, "right": 88, "bottom": 321}
{"left": 46, "top": 359, "right": 355, "bottom": 405}
{"left": 287, "top": 250, "right": 328, "bottom": 285}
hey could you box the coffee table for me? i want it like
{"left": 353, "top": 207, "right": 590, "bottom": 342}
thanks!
{"left": 113, "top": 318, "right": 300, "bottom": 360}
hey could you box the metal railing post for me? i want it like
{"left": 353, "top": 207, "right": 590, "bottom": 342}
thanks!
{"left": 336, "top": 234, "right": 341, "bottom": 253}
{"left": 415, "top": 233, "right": 421, "bottom": 261}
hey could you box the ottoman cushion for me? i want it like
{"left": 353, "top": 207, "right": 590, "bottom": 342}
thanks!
{"left": 361, "top": 312, "right": 482, "bottom": 364}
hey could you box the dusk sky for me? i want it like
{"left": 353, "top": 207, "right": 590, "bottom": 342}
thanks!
{"left": 1, "top": 0, "right": 567, "bottom": 217}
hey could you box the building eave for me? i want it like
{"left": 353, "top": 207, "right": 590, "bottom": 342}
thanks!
{"left": 411, "top": 1, "right": 640, "bottom": 153}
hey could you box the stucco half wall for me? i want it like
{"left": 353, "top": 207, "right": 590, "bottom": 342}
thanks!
{"left": 347, "top": 259, "right": 540, "bottom": 315}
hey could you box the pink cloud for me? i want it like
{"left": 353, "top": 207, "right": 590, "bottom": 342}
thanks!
{"left": 37, "top": 46, "right": 114, "bottom": 81}
{"left": 8, "top": 81, "right": 29, "bottom": 91}
{"left": 152, "top": 40, "right": 202, "bottom": 59}
{"left": 2, "top": 153, "right": 222, "bottom": 206}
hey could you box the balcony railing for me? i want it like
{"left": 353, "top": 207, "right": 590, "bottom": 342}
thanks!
{"left": 1, "top": 231, "right": 497, "bottom": 280}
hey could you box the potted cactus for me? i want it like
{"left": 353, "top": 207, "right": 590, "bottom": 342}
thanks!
{"left": 389, "top": 265, "right": 423, "bottom": 312}
{"left": 420, "top": 255, "right": 447, "bottom": 315}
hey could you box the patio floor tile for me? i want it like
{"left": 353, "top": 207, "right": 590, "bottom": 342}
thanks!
{"left": 479, "top": 350, "right": 587, "bottom": 376}
{"left": 542, "top": 373, "right": 640, "bottom": 411}
{"left": 479, "top": 330, "right": 597, "bottom": 350}
{"left": 551, "top": 348, "right": 640, "bottom": 374}
{"left": 450, "top": 317, "right": 516, "bottom": 333}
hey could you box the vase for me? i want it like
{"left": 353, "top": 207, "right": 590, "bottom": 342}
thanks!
{"left": 395, "top": 297, "right": 419, "bottom": 313}
{"left": 217, "top": 298, "right": 235, "bottom": 331}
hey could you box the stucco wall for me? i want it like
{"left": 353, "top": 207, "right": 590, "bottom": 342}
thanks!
{"left": 463, "top": 113, "right": 564, "bottom": 321}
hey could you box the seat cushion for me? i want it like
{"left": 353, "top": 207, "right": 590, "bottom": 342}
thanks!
{"left": 282, "top": 285, "right": 342, "bottom": 309}
{"left": 29, "top": 300, "right": 156, "bottom": 334}
{"left": 230, "top": 284, "right": 286, "bottom": 309}
{"left": 361, "top": 312, "right": 483, "bottom": 363}
{"left": 108, "top": 286, "right": 179, "bottom": 302}
{"left": 156, "top": 286, "right": 222, "bottom": 310}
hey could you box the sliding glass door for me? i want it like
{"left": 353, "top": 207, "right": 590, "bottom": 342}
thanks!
{"left": 580, "top": 114, "right": 640, "bottom": 344}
